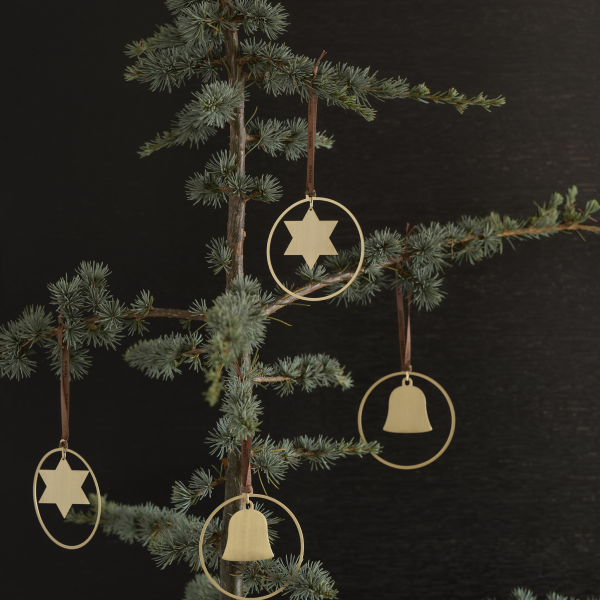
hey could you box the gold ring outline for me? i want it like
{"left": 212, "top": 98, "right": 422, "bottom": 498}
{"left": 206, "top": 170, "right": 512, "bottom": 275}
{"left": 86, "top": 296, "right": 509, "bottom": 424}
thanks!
{"left": 266, "top": 197, "right": 365, "bottom": 301}
{"left": 358, "top": 371, "right": 456, "bottom": 470}
{"left": 198, "top": 493, "right": 304, "bottom": 600}
{"left": 33, "top": 447, "right": 102, "bottom": 549}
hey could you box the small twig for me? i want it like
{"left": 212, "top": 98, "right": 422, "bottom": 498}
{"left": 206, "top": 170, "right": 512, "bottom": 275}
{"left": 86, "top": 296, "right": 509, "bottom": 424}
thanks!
{"left": 266, "top": 316, "right": 292, "bottom": 327}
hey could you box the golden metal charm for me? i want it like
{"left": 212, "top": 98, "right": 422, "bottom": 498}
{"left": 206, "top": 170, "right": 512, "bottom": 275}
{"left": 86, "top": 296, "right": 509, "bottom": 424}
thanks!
{"left": 267, "top": 197, "right": 365, "bottom": 301}
{"left": 221, "top": 499, "right": 274, "bottom": 561}
{"left": 38, "top": 455, "right": 90, "bottom": 518}
{"left": 284, "top": 207, "right": 338, "bottom": 269}
{"left": 358, "top": 372, "right": 456, "bottom": 470}
{"left": 383, "top": 375, "right": 433, "bottom": 433}
{"left": 33, "top": 448, "right": 101, "bottom": 549}
{"left": 199, "top": 493, "right": 304, "bottom": 600}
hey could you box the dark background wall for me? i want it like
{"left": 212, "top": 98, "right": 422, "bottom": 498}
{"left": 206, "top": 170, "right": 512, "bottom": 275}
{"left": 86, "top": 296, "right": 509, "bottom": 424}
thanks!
{"left": 1, "top": 1, "right": 598, "bottom": 598}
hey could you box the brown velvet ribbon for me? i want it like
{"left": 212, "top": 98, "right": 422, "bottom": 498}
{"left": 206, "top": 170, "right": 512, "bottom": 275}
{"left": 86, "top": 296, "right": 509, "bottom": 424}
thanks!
{"left": 395, "top": 270, "right": 412, "bottom": 372}
{"left": 241, "top": 435, "right": 253, "bottom": 494}
{"left": 57, "top": 315, "right": 70, "bottom": 449}
{"left": 306, "top": 51, "right": 327, "bottom": 198}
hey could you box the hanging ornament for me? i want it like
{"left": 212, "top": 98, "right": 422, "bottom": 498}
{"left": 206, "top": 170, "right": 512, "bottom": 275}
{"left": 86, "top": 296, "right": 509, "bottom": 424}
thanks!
{"left": 266, "top": 51, "right": 365, "bottom": 301}
{"left": 33, "top": 316, "right": 101, "bottom": 549}
{"left": 357, "top": 268, "right": 456, "bottom": 470}
{"left": 199, "top": 436, "right": 304, "bottom": 600}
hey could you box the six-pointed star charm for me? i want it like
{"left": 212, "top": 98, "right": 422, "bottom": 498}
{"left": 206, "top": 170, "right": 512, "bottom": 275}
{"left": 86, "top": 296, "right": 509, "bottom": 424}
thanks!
{"left": 39, "top": 457, "right": 90, "bottom": 518}
{"left": 284, "top": 208, "right": 338, "bottom": 269}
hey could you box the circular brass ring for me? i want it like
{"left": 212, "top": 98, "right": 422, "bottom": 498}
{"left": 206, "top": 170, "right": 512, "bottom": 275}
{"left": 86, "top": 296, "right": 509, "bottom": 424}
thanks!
{"left": 199, "top": 493, "right": 304, "bottom": 600}
{"left": 33, "top": 448, "right": 101, "bottom": 549}
{"left": 266, "top": 197, "right": 365, "bottom": 301}
{"left": 358, "top": 371, "right": 456, "bottom": 470}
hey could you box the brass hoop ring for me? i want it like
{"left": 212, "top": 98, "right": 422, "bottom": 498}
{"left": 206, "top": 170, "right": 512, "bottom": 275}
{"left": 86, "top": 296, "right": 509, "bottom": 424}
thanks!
{"left": 199, "top": 493, "right": 304, "bottom": 600}
{"left": 33, "top": 448, "right": 102, "bottom": 549}
{"left": 358, "top": 371, "right": 456, "bottom": 470}
{"left": 266, "top": 197, "right": 365, "bottom": 301}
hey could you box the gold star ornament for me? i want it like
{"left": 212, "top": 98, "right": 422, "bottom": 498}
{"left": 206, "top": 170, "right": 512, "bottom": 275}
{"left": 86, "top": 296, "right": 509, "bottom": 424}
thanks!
{"left": 284, "top": 207, "right": 338, "bottom": 269}
{"left": 38, "top": 457, "right": 90, "bottom": 518}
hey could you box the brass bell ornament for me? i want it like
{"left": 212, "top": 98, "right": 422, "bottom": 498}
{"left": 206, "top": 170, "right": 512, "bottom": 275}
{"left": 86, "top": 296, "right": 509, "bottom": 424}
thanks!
{"left": 198, "top": 435, "right": 305, "bottom": 600}
{"left": 221, "top": 499, "right": 274, "bottom": 562}
{"left": 356, "top": 278, "right": 456, "bottom": 470}
{"left": 383, "top": 375, "right": 433, "bottom": 433}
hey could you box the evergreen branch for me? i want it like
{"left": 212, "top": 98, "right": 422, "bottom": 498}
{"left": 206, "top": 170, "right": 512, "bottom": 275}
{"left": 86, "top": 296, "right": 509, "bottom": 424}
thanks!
{"left": 139, "top": 81, "right": 244, "bottom": 156}
{"left": 210, "top": 430, "right": 382, "bottom": 486}
{"left": 175, "top": 0, "right": 288, "bottom": 46}
{"left": 0, "top": 306, "right": 54, "bottom": 380}
{"left": 67, "top": 493, "right": 220, "bottom": 572}
{"left": 66, "top": 493, "right": 202, "bottom": 547}
{"left": 124, "top": 332, "right": 205, "bottom": 380}
{"left": 250, "top": 354, "right": 353, "bottom": 396}
{"left": 262, "top": 189, "right": 600, "bottom": 314}
{"left": 239, "top": 40, "right": 504, "bottom": 119}
{"left": 240, "top": 556, "right": 338, "bottom": 600}
{"left": 245, "top": 117, "right": 333, "bottom": 160}
{"left": 186, "top": 151, "right": 282, "bottom": 207}
{"left": 251, "top": 435, "right": 382, "bottom": 484}
{"left": 206, "top": 237, "right": 233, "bottom": 274}
{"left": 205, "top": 276, "right": 269, "bottom": 365}
{"left": 3, "top": 192, "right": 596, "bottom": 381}
{"left": 171, "top": 468, "right": 226, "bottom": 513}
{"left": 201, "top": 277, "right": 273, "bottom": 405}
{"left": 291, "top": 436, "right": 382, "bottom": 469}
{"left": 182, "top": 574, "right": 220, "bottom": 600}
{"left": 0, "top": 305, "right": 206, "bottom": 375}
{"left": 125, "top": 23, "right": 183, "bottom": 57}
{"left": 125, "top": 45, "right": 225, "bottom": 92}
{"left": 488, "top": 589, "right": 600, "bottom": 600}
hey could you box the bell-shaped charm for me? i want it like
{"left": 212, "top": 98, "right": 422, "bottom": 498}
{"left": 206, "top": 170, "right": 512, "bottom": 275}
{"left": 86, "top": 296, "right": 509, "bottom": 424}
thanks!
{"left": 222, "top": 499, "right": 274, "bottom": 562}
{"left": 383, "top": 376, "right": 433, "bottom": 433}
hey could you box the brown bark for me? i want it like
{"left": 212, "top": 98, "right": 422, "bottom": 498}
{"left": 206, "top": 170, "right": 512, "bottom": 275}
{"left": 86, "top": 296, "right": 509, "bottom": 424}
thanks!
{"left": 219, "top": 2, "right": 247, "bottom": 598}
{"left": 218, "top": 450, "right": 244, "bottom": 599}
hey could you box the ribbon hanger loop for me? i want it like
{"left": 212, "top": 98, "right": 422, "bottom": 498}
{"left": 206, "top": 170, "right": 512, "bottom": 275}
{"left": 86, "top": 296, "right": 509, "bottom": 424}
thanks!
{"left": 305, "top": 50, "right": 327, "bottom": 199}
{"left": 395, "top": 248, "right": 412, "bottom": 373}
{"left": 241, "top": 435, "right": 253, "bottom": 495}
{"left": 57, "top": 315, "right": 70, "bottom": 450}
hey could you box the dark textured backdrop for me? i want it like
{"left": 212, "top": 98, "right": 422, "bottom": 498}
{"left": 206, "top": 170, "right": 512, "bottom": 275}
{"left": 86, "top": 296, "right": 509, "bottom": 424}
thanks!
{"left": 1, "top": 1, "right": 599, "bottom": 598}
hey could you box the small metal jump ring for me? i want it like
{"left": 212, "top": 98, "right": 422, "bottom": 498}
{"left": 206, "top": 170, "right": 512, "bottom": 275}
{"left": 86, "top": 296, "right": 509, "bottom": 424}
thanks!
{"left": 310, "top": 197, "right": 314, "bottom": 210}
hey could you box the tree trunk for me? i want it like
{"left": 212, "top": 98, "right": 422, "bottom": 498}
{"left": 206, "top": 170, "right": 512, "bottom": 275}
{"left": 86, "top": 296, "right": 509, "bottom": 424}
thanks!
{"left": 219, "top": 1, "right": 247, "bottom": 598}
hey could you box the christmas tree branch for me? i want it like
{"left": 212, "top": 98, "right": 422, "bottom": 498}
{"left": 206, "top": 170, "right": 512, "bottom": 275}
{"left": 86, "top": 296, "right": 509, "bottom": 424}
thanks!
{"left": 245, "top": 117, "right": 333, "bottom": 160}
{"left": 182, "top": 574, "right": 220, "bottom": 600}
{"left": 263, "top": 189, "right": 600, "bottom": 315}
{"left": 67, "top": 493, "right": 221, "bottom": 571}
{"left": 239, "top": 39, "right": 504, "bottom": 119}
{"left": 185, "top": 151, "right": 282, "bottom": 207}
{"left": 240, "top": 557, "right": 338, "bottom": 600}
{"left": 207, "top": 432, "right": 382, "bottom": 490}
{"left": 171, "top": 468, "right": 228, "bottom": 513}
{"left": 248, "top": 353, "right": 352, "bottom": 395}
{"left": 0, "top": 271, "right": 207, "bottom": 381}
{"left": 251, "top": 435, "right": 382, "bottom": 484}
{"left": 492, "top": 589, "right": 600, "bottom": 600}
